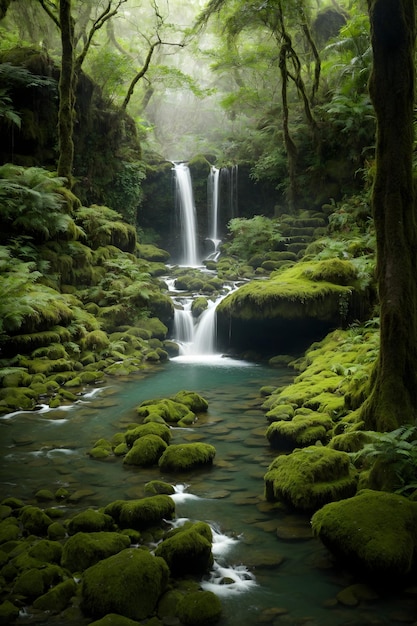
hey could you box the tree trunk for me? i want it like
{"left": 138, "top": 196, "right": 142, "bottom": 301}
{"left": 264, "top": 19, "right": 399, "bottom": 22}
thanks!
{"left": 57, "top": 0, "right": 75, "bottom": 186}
{"left": 360, "top": 0, "right": 417, "bottom": 431}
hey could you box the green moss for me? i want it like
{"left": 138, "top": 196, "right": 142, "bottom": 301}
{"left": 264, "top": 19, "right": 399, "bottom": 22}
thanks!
{"left": 159, "top": 443, "right": 216, "bottom": 472}
{"left": 155, "top": 523, "right": 213, "bottom": 576}
{"left": 124, "top": 434, "right": 168, "bottom": 467}
{"left": 0, "top": 600, "right": 19, "bottom": 624}
{"left": 13, "top": 567, "right": 45, "bottom": 599}
{"left": 32, "top": 578, "right": 77, "bottom": 612}
{"left": 266, "top": 413, "right": 333, "bottom": 449}
{"left": 144, "top": 481, "right": 175, "bottom": 496}
{"left": 137, "top": 243, "right": 170, "bottom": 262}
{"left": 136, "top": 398, "right": 195, "bottom": 424}
{"left": 328, "top": 431, "right": 373, "bottom": 453}
{"left": 88, "top": 615, "right": 141, "bottom": 626}
{"left": 264, "top": 445, "right": 358, "bottom": 511}
{"left": 177, "top": 590, "right": 222, "bottom": 626}
{"left": 104, "top": 496, "right": 175, "bottom": 530}
{"left": 311, "top": 490, "right": 417, "bottom": 576}
{"left": 135, "top": 317, "right": 167, "bottom": 340}
{"left": 125, "top": 422, "right": 172, "bottom": 447}
{"left": 61, "top": 531, "right": 130, "bottom": 572}
{"left": 81, "top": 548, "right": 169, "bottom": 621}
{"left": 217, "top": 261, "right": 356, "bottom": 321}
{"left": 171, "top": 390, "right": 209, "bottom": 413}
{"left": 27, "top": 539, "right": 62, "bottom": 563}
{"left": 67, "top": 509, "right": 114, "bottom": 535}
{"left": 19, "top": 506, "right": 52, "bottom": 535}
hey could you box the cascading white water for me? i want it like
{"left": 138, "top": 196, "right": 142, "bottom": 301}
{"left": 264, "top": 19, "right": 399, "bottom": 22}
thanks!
{"left": 173, "top": 296, "right": 222, "bottom": 357}
{"left": 174, "top": 162, "right": 199, "bottom": 266}
{"left": 207, "top": 166, "right": 221, "bottom": 260}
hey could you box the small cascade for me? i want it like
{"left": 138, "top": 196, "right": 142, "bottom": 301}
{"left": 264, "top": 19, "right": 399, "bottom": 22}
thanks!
{"left": 173, "top": 162, "right": 199, "bottom": 266}
{"left": 172, "top": 295, "right": 224, "bottom": 359}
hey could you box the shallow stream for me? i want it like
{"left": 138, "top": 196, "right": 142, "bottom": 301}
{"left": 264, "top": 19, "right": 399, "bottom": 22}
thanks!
{"left": 1, "top": 357, "right": 415, "bottom": 625}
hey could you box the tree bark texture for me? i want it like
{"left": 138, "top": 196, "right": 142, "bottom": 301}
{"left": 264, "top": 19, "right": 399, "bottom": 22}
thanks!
{"left": 57, "top": 0, "right": 75, "bottom": 185}
{"left": 360, "top": 0, "right": 417, "bottom": 431}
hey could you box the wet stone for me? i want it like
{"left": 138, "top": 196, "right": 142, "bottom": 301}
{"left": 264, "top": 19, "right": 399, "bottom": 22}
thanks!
{"left": 336, "top": 586, "right": 359, "bottom": 607}
{"left": 257, "top": 607, "right": 289, "bottom": 623}
{"left": 68, "top": 488, "right": 96, "bottom": 503}
{"left": 208, "top": 490, "right": 230, "bottom": 499}
{"left": 253, "top": 519, "right": 280, "bottom": 533}
{"left": 275, "top": 516, "right": 313, "bottom": 541}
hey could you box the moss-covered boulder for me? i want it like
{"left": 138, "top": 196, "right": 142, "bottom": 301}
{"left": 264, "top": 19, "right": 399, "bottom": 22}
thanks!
{"left": 28, "top": 539, "right": 62, "bottom": 563}
{"left": 125, "top": 422, "right": 172, "bottom": 447}
{"left": 13, "top": 567, "right": 45, "bottom": 599}
{"left": 104, "top": 495, "right": 175, "bottom": 530}
{"left": 311, "top": 490, "right": 417, "bottom": 577}
{"left": 32, "top": 578, "right": 77, "bottom": 612}
{"left": 144, "top": 480, "right": 175, "bottom": 496}
{"left": 136, "top": 398, "right": 195, "bottom": 426}
{"left": 158, "top": 443, "right": 216, "bottom": 472}
{"left": 0, "top": 600, "right": 19, "bottom": 624}
{"left": 266, "top": 412, "right": 333, "bottom": 449}
{"left": 67, "top": 509, "right": 115, "bottom": 535}
{"left": 89, "top": 615, "right": 141, "bottom": 626}
{"left": 155, "top": 522, "right": 213, "bottom": 576}
{"left": 61, "top": 531, "right": 130, "bottom": 572}
{"left": 123, "top": 434, "right": 168, "bottom": 467}
{"left": 177, "top": 590, "right": 222, "bottom": 626}
{"left": 81, "top": 548, "right": 169, "bottom": 621}
{"left": 172, "top": 390, "right": 209, "bottom": 413}
{"left": 19, "top": 506, "right": 52, "bottom": 535}
{"left": 264, "top": 445, "right": 358, "bottom": 511}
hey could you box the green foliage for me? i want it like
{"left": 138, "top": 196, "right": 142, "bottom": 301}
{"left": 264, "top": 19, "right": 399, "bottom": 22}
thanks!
{"left": 225, "top": 215, "right": 283, "bottom": 261}
{"left": 104, "top": 161, "right": 145, "bottom": 225}
{"left": 0, "top": 164, "right": 78, "bottom": 244}
{"left": 351, "top": 426, "right": 417, "bottom": 494}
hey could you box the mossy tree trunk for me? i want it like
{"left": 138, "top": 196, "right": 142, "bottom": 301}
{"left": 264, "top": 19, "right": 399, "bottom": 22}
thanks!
{"left": 57, "top": 0, "right": 75, "bottom": 186}
{"left": 360, "top": 0, "right": 417, "bottom": 431}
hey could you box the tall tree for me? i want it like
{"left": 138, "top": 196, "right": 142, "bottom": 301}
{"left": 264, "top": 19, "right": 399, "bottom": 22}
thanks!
{"left": 360, "top": 0, "right": 417, "bottom": 431}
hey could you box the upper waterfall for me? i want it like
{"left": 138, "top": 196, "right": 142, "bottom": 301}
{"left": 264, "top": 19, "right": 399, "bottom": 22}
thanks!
{"left": 173, "top": 162, "right": 199, "bottom": 266}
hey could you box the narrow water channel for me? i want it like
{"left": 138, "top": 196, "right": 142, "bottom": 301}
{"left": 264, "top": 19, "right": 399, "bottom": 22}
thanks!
{"left": 0, "top": 358, "right": 413, "bottom": 625}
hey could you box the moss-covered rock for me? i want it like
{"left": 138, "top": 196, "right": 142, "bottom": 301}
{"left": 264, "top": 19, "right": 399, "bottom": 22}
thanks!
{"left": 32, "top": 577, "right": 77, "bottom": 612}
{"left": 13, "top": 567, "right": 45, "bottom": 599}
{"left": 125, "top": 422, "right": 172, "bottom": 447}
{"left": 264, "top": 445, "right": 358, "bottom": 511}
{"left": 61, "top": 531, "right": 130, "bottom": 572}
{"left": 172, "top": 390, "right": 209, "bottom": 413}
{"left": 0, "top": 518, "right": 21, "bottom": 544}
{"left": 136, "top": 398, "right": 195, "bottom": 425}
{"left": 155, "top": 522, "right": 213, "bottom": 576}
{"left": 0, "top": 599, "right": 19, "bottom": 624}
{"left": 177, "top": 590, "right": 222, "bottom": 626}
{"left": 81, "top": 548, "right": 169, "bottom": 621}
{"left": 266, "top": 413, "right": 333, "bottom": 449}
{"left": 67, "top": 509, "right": 115, "bottom": 535}
{"left": 311, "top": 489, "right": 417, "bottom": 577}
{"left": 158, "top": 443, "right": 216, "bottom": 472}
{"left": 104, "top": 496, "right": 175, "bottom": 530}
{"left": 123, "top": 434, "right": 168, "bottom": 467}
{"left": 28, "top": 539, "right": 62, "bottom": 563}
{"left": 19, "top": 506, "right": 52, "bottom": 535}
{"left": 89, "top": 615, "right": 141, "bottom": 626}
{"left": 144, "top": 481, "right": 175, "bottom": 496}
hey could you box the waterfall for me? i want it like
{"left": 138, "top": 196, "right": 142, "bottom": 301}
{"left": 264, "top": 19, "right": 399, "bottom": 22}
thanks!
{"left": 207, "top": 166, "right": 221, "bottom": 254}
{"left": 174, "top": 162, "right": 199, "bottom": 266}
{"left": 172, "top": 293, "right": 228, "bottom": 360}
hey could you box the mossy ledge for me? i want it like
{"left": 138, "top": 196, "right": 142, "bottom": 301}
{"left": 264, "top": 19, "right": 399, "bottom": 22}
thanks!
{"left": 216, "top": 260, "right": 373, "bottom": 355}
